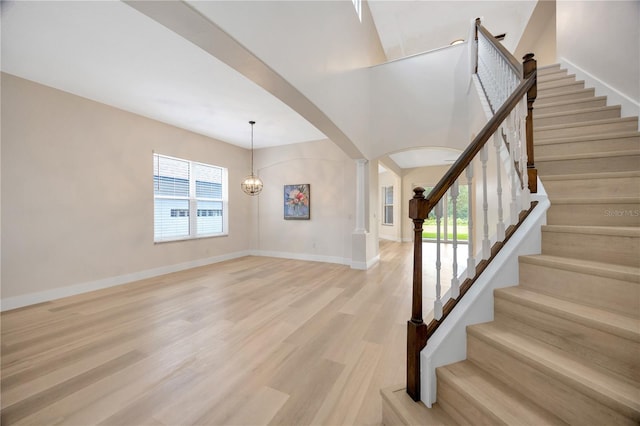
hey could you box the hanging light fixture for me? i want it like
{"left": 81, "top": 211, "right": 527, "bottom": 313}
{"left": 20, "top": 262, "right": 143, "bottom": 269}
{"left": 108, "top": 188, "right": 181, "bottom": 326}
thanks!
{"left": 241, "top": 120, "right": 263, "bottom": 196}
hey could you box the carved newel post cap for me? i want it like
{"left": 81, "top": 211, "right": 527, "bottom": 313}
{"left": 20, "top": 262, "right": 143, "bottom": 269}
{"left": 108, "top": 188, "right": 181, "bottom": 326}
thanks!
{"left": 523, "top": 53, "right": 535, "bottom": 61}
{"left": 413, "top": 187, "right": 426, "bottom": 199}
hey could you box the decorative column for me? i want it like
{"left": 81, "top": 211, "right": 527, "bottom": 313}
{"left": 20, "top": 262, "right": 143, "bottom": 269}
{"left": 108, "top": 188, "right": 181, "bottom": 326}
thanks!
{"left": 354, "top": 159, "right": 367, "bottom": 234}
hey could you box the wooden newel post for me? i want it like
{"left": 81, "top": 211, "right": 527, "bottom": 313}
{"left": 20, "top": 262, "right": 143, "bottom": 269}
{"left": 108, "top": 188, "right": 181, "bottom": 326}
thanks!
{"left": 407, "top": 187, "right": 429, "bottom": 401}
{"left": 523, "top": 53, "right": 537, "bottom": 193}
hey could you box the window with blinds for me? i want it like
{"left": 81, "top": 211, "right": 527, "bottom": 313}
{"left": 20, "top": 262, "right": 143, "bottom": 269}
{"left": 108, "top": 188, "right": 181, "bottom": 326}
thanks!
{"left": 153, "top": 153, "right": 227, "bottom": 242}
{"left": 382, "top": 186, "right": 394, "bottom": 225}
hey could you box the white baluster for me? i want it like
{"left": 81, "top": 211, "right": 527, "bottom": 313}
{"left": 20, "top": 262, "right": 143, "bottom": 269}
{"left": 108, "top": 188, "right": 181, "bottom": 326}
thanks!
{"left": 466, "top": 164, "right": 475, "bottom": 279}
{"left": 450, "top": 181, "right": 459, "bottom": 299}
{"left": 509, "top": 108, "right": 519, "bottom": 224}
{"left": 434, "top": 199, "right": 443, "bottom": 320}
{"left": 494, "top": 133, "right": 505, "bottom": 241}
{"left": 518, "top": 97, "right": 530, "bottom": 210}
{"left": 480, "top": 145, "right": 491, "bottom": 259}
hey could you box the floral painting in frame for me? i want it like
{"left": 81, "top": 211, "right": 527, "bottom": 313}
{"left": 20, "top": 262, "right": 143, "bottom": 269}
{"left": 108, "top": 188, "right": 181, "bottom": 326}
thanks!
{"left": 284, "top": 184, "right": 310, "bottom": 220}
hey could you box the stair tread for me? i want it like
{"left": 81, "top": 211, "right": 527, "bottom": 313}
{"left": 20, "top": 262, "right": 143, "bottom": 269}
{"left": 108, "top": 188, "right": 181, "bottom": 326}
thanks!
{"left": 439, "top": 361, "right": 565, "bottom": 425}
{"left": 519, "top": 254, "right": 640, "bottom": 283}
{"left": 538, "top": 74, "right": 577, "bottom": 85}
{"left": 542, "top": 224, "right": 640, "bottom": 237}
{"left": 381, "top": 386, "right": 456, "bottom": 425}
{"left": 535, "top": 105, "right": 620, "bottom": 119}
{"left": 495, "top": 286, "right": 640, "bottom": 341}
{"left": 535, "top": 130, "right": 640, "bottom": 145}
{"left": 535, "top": 96, "right": 607, "bottom": 111}
{"left": 538, "top": 149, "right": 640, "bottom": 162}
{"left": 536, "top": 87, "right": 595, "bottom": 101}
{"left": 535, "top": 116, "right": 639, "bottom": 132}
{"left": 468, "top": 321, "right": 640, "bottom": 416}
{"left": 549, "top": 196, "right": 640, "bottom": 204}
{"left": 540, "top": 170, "right": 640, "bottom": 180}
{"left": 539, "top": 79, "right": 583, "bottom": 90}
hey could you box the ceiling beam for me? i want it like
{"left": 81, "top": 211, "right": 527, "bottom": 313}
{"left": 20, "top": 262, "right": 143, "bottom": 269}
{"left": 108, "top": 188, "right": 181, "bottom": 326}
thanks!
{"left": 124, "top": 0, "right": 365, "bottom": 159}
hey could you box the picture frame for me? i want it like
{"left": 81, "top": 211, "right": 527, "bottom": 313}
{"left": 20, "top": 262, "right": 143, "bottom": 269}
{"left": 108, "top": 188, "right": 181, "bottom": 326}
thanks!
{"left": 284, "top": 184, "right": 310, "bottom": 220}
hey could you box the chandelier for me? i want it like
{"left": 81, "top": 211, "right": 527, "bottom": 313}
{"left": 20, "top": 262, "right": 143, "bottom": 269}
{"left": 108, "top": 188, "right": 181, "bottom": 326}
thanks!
{"left": 241, "top": 120, "right": 263, "bottom": 196}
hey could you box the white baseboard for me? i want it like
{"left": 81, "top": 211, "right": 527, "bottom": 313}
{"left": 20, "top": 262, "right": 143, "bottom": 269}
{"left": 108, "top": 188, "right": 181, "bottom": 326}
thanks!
{"left": 0, "top": 251, "right": 252, "bottom": 312}
{"left": 351, "top": 253, "right": 380, "bottom": 270}
{"left": 379, "top": 235, "right": 402, "bottom": 242}
{"left": 559, "top": 57, "right": 640, "bottom": 128}
{"left": 251, "top": 250, "right": 350, "bottom": 267}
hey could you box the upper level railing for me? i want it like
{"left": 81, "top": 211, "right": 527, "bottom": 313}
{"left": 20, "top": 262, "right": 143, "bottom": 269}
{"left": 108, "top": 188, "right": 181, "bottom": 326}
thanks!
{"left": 406, "top": 18, "right": 538, "bottom": 402}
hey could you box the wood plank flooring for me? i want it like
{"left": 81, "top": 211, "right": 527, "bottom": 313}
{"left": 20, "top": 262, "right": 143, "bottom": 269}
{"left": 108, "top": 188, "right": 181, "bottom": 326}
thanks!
{"left": 1, "top": 241, "right": 460, "bottom": 425}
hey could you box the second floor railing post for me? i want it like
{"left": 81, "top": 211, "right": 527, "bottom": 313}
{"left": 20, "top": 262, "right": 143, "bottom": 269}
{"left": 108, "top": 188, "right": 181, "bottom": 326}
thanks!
{"left": 407, "top": 187, "right": 428, "bottom": 402}
{"left": 523, "top": 52, "right": 537, "bottom": 193}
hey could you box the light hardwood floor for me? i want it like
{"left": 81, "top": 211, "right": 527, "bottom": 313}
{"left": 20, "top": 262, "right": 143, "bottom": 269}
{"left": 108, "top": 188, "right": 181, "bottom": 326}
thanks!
{"left": 1, "top": 241, "right": 461, "bottom": 425}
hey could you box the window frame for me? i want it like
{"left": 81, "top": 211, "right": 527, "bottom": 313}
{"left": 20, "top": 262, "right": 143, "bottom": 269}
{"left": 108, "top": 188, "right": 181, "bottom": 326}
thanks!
{"left": 153, "top": 153, "right": 228, "bottom": 243}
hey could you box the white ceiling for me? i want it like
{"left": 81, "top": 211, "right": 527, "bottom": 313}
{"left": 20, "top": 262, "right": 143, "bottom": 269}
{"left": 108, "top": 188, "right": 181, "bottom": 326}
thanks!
{"left": 389, "top": 147, "right": 462, "bottom": 169}
{"left": 368, "top": 0, "right": 537, "bottom": 60}
{"left": 1, "top": 0, "right": 536, "bottom": 161}
{"left": 0, "top": 0, "right": 326, "bottom": 149}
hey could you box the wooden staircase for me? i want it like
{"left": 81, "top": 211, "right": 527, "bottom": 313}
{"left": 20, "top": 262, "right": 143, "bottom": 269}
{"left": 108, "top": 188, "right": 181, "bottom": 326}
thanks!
{"left": 382, "top": 64, "right": 640, "bottom": 425}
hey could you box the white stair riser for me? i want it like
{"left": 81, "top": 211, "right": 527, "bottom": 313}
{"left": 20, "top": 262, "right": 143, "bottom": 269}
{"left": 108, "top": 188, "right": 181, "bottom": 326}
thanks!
{"left": 534, "top": 97, "right": 607, "bottom": 115}
{"left": 538, "top": 81, "right": 585, "bottom": 95}
{"left": 494, "top": 299, "right": 640, "bottom": 382}
{"left": 542, "top": 230, "right": 640, "bottom": 267}
{"left": 537, "top": 154, "right": 640, "bottom": 175}
{"left": 467, "top": 334, "right": 637, "bottom": 425}
{"left": 535, "top": 108, "right": 620, "bottom": 127}
{"left": 535, "top": 120, "right": 638, "bottom": 139}
{"left": 536, "top": 136, "right": 640, "bottom": 157}
{"left": 518, "top": 261, "right": 640, "bottom": 317}
{"left": 536, "top": 89, "right": 595, "bottom": 106}
{"left": 547, "top": 202, "right": 640, "bottom": 226}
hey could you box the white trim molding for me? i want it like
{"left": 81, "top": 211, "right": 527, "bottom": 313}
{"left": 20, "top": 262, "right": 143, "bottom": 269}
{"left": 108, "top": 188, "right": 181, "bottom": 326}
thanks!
{"left": 560, "top": 57, "right": 640, "bottom": 129}
{"left": 0, "top": 251, "right": 252, "bottom": 312}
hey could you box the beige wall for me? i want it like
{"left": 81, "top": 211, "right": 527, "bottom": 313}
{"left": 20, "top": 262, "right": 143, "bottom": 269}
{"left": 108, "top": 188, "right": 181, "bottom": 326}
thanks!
{"left": 253, "top": 140, "right": 356, "bottom": 264}
{"left": 1, "top": 73, "right": 252, "bottom": 303}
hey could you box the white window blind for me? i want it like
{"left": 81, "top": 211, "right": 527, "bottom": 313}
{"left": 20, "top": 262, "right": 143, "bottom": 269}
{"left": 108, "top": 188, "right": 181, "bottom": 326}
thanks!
{"left": 154, "top": 153, "right": 227, "bottom": 242}
{"left": 382, "top": 186, "right": 394, "bottom": 225}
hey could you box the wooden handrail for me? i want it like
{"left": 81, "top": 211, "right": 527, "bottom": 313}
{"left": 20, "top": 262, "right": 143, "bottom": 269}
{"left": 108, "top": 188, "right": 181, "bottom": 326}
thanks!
{"left": 477, "top": 21, "right": 523, "bottom": 76}
{"left": 416, "top": 73, "right": 535, "bottom": 216}
{"left": 406, "top": 19, "right": 537, "bottom": 402}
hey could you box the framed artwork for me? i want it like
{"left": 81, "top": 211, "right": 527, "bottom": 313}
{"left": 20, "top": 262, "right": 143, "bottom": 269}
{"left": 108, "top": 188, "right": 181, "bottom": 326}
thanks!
{"left": 284, "top": 184, "right": 310, "bottom": 220}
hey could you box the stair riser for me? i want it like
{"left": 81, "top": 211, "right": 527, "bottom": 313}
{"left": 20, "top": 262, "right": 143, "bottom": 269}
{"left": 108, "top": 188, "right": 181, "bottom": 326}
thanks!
{"left": 518, "top": 261, "right": 640, "bottom": 317}
{"left": 537, "top": 155, "right": 640, "bottom": 175}
{"left": 467, "top": 334, "right": 637, "bottom": 425}
{"left": 535, "top": 120, "right": 638, "bottom": 139}
{"left": 436, "top": 376, "right": 494, "bottom": 425}
{"left": 536, "top": 89, "right": 595, "bottom": 106}
{"left": 538, "top": 81, "right": 585, "bottom": 95}
{"left": 537, "top": 65, "right": 562, "bottom": 76}
{"left": 536, "top": 136, "right": 640, "bottom": 157}
{"left": 494, "top": 299, "right": 640, "bottom": 382}
{"left": 538, "top": 76, "right": 578, "bottom": 90}
{"left": 547, "top": 202, "right": 640, "bottom": 226}
{"left": 542, "top": 230, "right": 640, "bottom": 267}
{"left": 534, "top": 98, "right": 607, "bottom": 115}
{"left": 538, "top": 70, "right": 567, "bottom": 82}
{"left": 535, "top": 108, "right": 620, "bottom": 127}
{"left": 542, "top": 175, "right": 640, "bottom": 198}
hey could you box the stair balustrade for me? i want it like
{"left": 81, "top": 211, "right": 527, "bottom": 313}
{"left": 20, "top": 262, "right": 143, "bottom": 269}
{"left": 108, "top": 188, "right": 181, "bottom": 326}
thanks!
{"left": 406, "top": 18, "right": 538, "bottom": 401}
